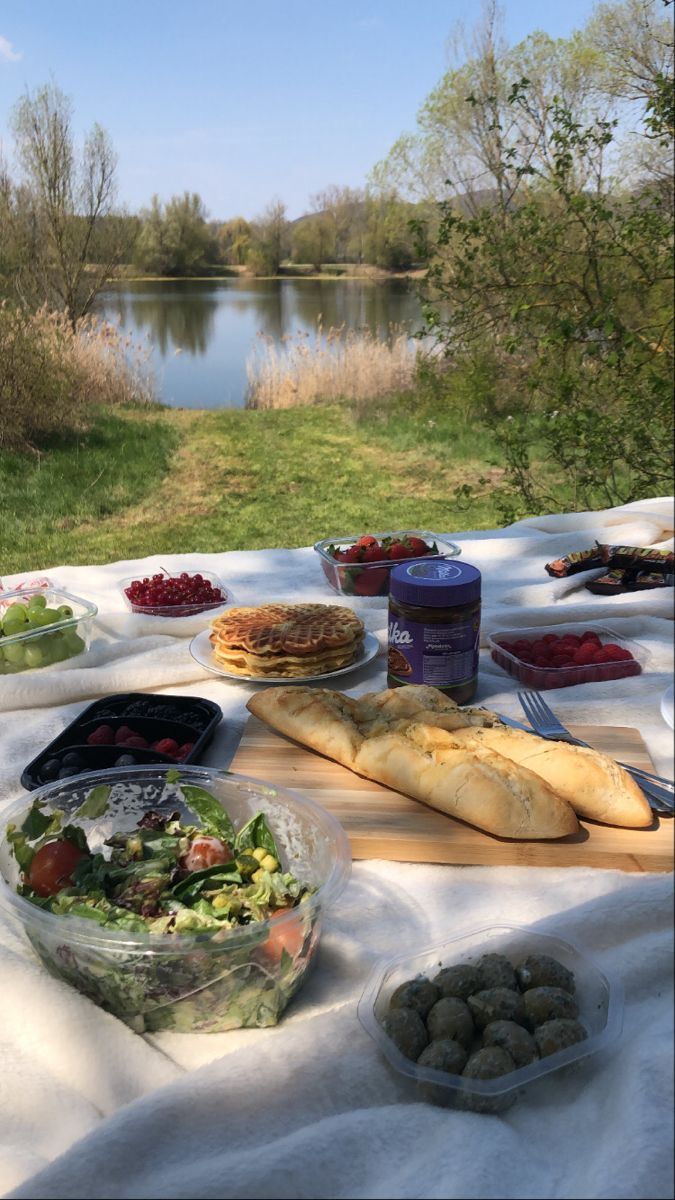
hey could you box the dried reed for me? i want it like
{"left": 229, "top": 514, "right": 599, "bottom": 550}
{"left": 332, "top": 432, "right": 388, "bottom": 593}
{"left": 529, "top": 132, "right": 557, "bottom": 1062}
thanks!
{"left": 245, "top": 323, "right": 418, "bottom": 409}
{"left": 0, "top": 303, "right": 155, "bottom": 450}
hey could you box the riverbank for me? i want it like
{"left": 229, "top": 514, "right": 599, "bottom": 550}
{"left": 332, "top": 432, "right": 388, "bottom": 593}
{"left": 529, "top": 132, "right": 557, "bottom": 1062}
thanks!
{"left": 111, "top": 263, "right": 427, "bottom": 284}
{"left": 0, "top": 398, "right": 504, "bottom": 573}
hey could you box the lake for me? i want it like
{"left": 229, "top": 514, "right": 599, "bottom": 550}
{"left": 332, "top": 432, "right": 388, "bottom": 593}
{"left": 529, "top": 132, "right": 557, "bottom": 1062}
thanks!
{"left": 95, "top": 277, "right": 424, "bottom": 409}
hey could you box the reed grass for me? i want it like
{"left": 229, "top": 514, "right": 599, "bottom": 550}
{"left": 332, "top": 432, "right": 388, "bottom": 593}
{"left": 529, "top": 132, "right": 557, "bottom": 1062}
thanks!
{"left": 245, "top": 323, "right": 418, "bottom": 409}
{"left": 0, "top": 303, "right": 155, "bottom": 451}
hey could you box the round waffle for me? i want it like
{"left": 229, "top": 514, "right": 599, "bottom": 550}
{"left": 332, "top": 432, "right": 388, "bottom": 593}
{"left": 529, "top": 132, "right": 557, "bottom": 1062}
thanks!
{"left": 209, "top": 603, "right": 365, "bottom": 677}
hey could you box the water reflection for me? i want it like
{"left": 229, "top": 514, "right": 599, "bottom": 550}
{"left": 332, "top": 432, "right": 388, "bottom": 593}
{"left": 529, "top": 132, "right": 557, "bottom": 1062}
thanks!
{"left": 95, "top": 278, "right": 423, "bottom": 409}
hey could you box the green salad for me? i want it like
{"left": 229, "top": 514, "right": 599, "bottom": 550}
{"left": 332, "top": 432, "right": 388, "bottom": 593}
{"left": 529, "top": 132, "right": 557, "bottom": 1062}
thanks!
{"left": 6, "top": 778, "right": 318, "bottom": 1033}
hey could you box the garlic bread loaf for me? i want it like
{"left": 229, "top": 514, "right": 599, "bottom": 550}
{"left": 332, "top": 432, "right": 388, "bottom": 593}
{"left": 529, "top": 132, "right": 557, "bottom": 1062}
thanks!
{"left": 246, "top": 687, "right": 579, "bottom": 841}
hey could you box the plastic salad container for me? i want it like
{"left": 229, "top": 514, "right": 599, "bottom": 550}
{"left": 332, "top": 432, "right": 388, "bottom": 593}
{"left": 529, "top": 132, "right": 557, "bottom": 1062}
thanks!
{"left": 0, "top": 586, "right": 97, "bottom": 674}
{"left": 314, "top": 529, "right": 461, "bottom": 598}
{"left": 0, "top": 765, "right": 351, "bottom": 1034}
{"left": 119, "top": 570, "right": 230, "bottom": 617}
{"left": 358, "top": 924, "right": 622, "bottom": 1113}
{"left": 487, "top": 622, "right": 646, "bottom": 690}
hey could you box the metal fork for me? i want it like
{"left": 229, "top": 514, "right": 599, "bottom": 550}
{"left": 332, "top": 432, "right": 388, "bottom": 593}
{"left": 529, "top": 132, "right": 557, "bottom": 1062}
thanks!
{"left": 517, "top": 690, "right": 674, "bottom": 814}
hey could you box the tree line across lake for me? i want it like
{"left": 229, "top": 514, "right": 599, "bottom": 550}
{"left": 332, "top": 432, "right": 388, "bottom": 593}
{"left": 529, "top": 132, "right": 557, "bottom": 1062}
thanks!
{"left": 0, "top": 0, "right": 672, "bottom": 521}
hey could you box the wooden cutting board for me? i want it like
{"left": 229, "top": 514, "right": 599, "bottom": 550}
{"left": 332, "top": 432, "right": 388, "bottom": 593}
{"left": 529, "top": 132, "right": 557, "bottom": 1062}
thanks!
{"left": 230, "top": 717, "right": 674, "bottom": 873}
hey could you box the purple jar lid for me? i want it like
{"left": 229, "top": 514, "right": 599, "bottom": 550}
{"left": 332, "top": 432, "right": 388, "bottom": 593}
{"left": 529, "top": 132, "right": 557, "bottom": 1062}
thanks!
{"left": 389, "top": 559, "right": 481, "bottom": 607}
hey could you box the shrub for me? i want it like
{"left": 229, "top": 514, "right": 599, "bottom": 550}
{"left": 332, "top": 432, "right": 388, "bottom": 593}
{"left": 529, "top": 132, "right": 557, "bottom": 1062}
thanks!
{"left": 0, "top": 303, "right": 155, "bottom": 450}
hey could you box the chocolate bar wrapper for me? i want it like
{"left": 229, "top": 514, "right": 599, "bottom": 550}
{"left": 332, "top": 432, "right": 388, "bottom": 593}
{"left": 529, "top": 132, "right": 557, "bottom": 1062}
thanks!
{"left": 600, "top": 544, "right": 674, "bottom": 573}
{"left": 630, "top": 571, "right": 674, "bottom": 591}
{"left": 585, "top": 569, "right": 629, "bottom": 596}
{"left": 545, "top": 547, "right": 604, "bottom": 578}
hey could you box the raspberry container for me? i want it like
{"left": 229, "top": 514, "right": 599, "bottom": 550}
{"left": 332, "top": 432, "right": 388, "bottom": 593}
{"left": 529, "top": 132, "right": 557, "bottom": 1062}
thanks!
{"left": 314, "top": 530, "right": 461, "bottom": 598}
{"left": 119, "top": 570, "right": 230, "bottom": 617}
{"left": 0, "top": 765, "right": 351, "bottom": 1034}
{"left": 487, "top": 622, "right": 647, "bottom": 690}
{"left": 0, "top": 586, "right": 97, "bottom": 675}
{"left": 20, "top": 692, "right": 223, "bottom": 790}
{"left": 358, "top": 924, "right": 623, "bottom": 1113}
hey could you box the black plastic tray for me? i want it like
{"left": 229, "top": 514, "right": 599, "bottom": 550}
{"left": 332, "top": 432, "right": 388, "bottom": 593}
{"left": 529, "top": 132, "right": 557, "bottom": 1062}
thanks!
{"left": 21, "top": 692, "right": 223, "bottom": 790}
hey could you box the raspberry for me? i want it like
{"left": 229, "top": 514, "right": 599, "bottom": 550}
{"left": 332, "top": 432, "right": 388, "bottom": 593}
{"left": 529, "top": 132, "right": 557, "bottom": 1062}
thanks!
{"left": 115, "top": 725, "right": 138, "bottom": 745}
{"left": 581, "top": 631, "right": 601, "bottom": 643}
{"left": 152, "top": 738, "right": 180, "bottom": 757}
{"left": 592, "top": 648, "right": 613, "bottom": 663}
{"left": 120, "top": 735, "right": 149, "bottom": 749}
{"left": 87, "top": 724, "right": 115, "bottom": 746}
{"left": 542, "top": 634, "right": 559, "bottom": 644}
{"left": 176, "top": 742, "right": 195, "bottom": 761}
{"left": 551, "top": 654, "right": 573, "bottom": 667}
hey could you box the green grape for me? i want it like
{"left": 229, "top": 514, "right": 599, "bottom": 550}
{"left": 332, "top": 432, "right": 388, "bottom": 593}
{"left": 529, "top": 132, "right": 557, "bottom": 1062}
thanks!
{"left": 56, "top": 604, "right": 74, "bottom": 620}
{"left": 27, "top": 593, "right": 47, "bottom": 611}
{"left": 31, "top": 608, "right": 60, "bottom": 627}
{"left": 24, "top": 643, "right": 45, "bottom": 668}
{"left": 64, "top": 631, "right": 86, "bottom": 657}
{"left": 2, "top": 617, "right": 27, "bottom": 637}
{"left": 3, "top": 641, "right": 26, "bottom": 665}
{"left": 4, "top": 603, "right": 29, "bottom": 623}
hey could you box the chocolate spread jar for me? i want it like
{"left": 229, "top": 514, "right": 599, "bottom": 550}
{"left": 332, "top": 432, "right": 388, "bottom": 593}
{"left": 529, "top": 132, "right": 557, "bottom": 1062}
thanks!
{"left": 387, "top": 559, "right": 481, "bottom": 703}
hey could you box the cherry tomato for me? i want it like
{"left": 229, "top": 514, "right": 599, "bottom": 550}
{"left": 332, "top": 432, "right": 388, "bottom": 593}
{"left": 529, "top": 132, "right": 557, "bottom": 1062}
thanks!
{"left": 261, "top": 907, "right": 306, "bottom": 964}
{"left": 27, "top": 839, "right": 86, "bottom": 897}
{"left": 181, "top": 835, "right": 232, "bottom": 873}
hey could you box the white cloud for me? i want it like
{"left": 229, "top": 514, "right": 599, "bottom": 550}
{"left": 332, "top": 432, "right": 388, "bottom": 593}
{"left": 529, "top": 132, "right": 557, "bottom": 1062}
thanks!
{"left": 0, "top": 35, "right": 22, "bottom": 63}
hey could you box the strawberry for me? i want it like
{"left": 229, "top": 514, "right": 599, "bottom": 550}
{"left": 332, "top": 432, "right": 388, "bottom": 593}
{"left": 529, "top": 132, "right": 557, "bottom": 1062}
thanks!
{"left": 355, "top": 535, "right": 379, "bottom": 548}
{"left": 354, "top": 568, "right": 388, "bottom": 596}
{"left": 405, "top": 536, "right": 432, "bottom": 556}
{"left": 387, "top": 541, "right": 412, "bottom": 560}
{"left": 363, "top": 543, "right": 384, "bottom": 562}
{"left": 343, "top": 544, "right": 364, "bottom": 563}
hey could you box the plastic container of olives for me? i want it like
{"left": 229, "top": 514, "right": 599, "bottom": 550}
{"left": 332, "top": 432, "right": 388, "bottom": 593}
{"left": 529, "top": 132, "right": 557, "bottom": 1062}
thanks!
{"left": 0, "top": 586, "right": 97, "bottom": 674}
{"left": 358, "top": 924, "right": 623, "bottom": 1112}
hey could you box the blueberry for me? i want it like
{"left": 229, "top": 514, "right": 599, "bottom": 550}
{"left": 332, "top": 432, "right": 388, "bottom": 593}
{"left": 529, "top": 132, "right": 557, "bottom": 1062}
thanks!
{"left": 62, "top": 751, "right": 84, "bottom": 768}
{"left": 115, "top": 753, "right": 137, "bottom": 767}
{"left": 58, "top": 765, "right": 82, "bottom": 779}
{"left": 40, "top": 757, "right": 62, "bottom": 781}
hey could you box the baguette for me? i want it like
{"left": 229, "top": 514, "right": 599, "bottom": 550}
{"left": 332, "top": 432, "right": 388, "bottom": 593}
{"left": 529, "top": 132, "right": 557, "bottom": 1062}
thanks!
{"left": 246, "top": 687, "right": 579, "bottom": 841}
{"left": 435, "top": 725, "right": 653, "bottom": 828}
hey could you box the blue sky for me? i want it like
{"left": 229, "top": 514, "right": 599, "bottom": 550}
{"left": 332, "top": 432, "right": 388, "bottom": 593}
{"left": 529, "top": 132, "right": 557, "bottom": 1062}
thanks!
{"left": 0, "top": 0, "right": 601, "bottom": 220}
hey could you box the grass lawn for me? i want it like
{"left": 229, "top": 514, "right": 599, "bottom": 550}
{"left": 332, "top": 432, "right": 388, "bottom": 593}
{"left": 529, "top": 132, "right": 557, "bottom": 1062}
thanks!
{"left": 0, "top": 396, "right": 507, "bottom": 573}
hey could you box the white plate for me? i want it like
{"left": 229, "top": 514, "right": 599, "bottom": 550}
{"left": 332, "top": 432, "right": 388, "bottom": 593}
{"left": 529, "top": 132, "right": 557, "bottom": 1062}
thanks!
{"left": 661, "top": 684, "right": 674, "bottom": 731}
{"left": 189, "top": 629, "right": 382, "bottom": 684}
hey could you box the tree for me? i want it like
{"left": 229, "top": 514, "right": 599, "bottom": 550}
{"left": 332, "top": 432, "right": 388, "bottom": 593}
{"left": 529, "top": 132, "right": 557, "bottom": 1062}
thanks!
{"left": 217, "top": 217, "right": 252, "bottom": 266}
{"left": 247, "top": 199, "right": 289, "bottom": 275}
{"left": 10, "top": 83, "right": 129, "bottom": 327}
{"left": 309, "top": 185, "right": 366, "bottom": 262}
{"left": 290, "top": 213, "right": 334, "bottom": 268}
{"left": 134, "top": 192, "right": 213, "bottom": 275}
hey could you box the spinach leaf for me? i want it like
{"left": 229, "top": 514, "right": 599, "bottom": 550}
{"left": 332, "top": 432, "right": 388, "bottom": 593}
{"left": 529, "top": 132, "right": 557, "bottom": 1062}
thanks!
{"left": 180, "top": 785, "right": 235, "bottom": 843}
{"left": 172, "top": 861, "right": 242, "bottom": 902}
{"left": 21, "top": 803, "right": 53, "bottom": 841}
{"left": 234, "top": 812, "right": 279, "bottom": 858}
{"left": 74, "top": 785, "right": 111, "bottom": 820}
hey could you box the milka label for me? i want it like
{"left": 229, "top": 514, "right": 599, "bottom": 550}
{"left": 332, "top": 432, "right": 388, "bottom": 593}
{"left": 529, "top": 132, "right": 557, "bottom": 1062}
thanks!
{"left": 388, "top": 620, "right": 413, "bottom": 647}
{"left": 388, "top": 607, "right": 480, "bottom": 686}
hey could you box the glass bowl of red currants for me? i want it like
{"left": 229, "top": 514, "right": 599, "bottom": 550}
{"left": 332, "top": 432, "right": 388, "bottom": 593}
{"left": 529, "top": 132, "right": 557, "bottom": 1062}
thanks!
{"left": 314, "top": 530, "right": 461, "bottom": 597}
{"left": 120, "top": 570, "right": 230, "bottom": 617}
{"left": 487, "top": 623, "right": 647, "bottom": 689}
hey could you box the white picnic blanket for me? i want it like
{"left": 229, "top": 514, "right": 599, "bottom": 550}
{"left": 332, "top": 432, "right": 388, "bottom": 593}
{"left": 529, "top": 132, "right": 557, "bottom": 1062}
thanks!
{"left": 0, "top": 496, "right": 673, "bottom": 1200}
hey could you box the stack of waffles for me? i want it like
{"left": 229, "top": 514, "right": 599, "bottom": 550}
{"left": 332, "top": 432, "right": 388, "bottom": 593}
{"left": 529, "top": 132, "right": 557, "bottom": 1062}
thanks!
{"left": 209, "top": 603, "right": 365, "bottom": 678}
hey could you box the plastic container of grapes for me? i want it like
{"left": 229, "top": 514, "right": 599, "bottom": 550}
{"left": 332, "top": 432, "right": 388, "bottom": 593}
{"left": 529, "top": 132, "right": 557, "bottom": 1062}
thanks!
{"left": 0, "top": 586, "right": 97, "bottom": 675}
{"left": 20, "top": 691, "right": 223, "bottom": 790}
{"left": 314, "top": 530, "right": 461, "bottom": 597}
{"left": 0, "top": 765, "right": 351, "bottom": 1034}
{"left": 358, "top": 924, "right": 623, "bottom": 1113}
{"left": 119, "top": 570, "right": 230, "bottom": 617}
{"left": 487, "top": 622, "right": 647, "bottom": 690}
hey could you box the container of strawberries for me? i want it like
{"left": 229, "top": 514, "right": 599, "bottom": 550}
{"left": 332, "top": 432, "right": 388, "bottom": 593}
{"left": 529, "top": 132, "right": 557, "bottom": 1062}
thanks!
{"left": 313, "top": 530, "right": 461, "bottom": 597}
